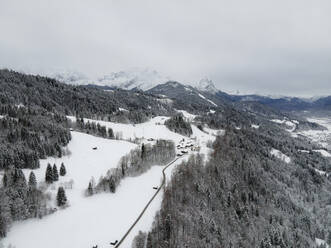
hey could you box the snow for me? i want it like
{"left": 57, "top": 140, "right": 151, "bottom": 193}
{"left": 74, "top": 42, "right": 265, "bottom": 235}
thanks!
{"left": 203, "top": 126, "right": 225, "bottom": 137}
{"left": 176, "top": 110, "right": 197, "bottom": 121}
{"left": 3, "top": 116, "right": 219, "bottom": 248}
{"left": 119, "top": 107, "right": 129, "bottom": 112}
{"left": 198, "top": 93, "right": 206, "bottom": 100}
{"left": 207, "top": 99, "right": 218, "bottom": 106}
{"left": 197, "top": 93, "right": 218, "bottom": 106}
{"left": 2, "top": 164, "right": 184, "bottom": 248}
{"left": 21, "top": 132, "right": 136, "bottom": 190}
{"left": 156, "top": 98, "right": 173, "bottom": 104}
{"left": 271, "top": 118, "right": 297, "bottom": 132}
{"left": 316, "top": 238, "right": 329, "bottom": 248}
{"left": 67, "top": 116, "right": 187, "bottom": 144}
{"left": 184, "top": 87, "right": 193, "bottom": 92}
{"left": 51, "top": 68, "right": 170, "bottom": 91}
{"left": 209, "top": 109, "right": 215, "bottom": 114}
{"left": 195, "top": 78, "right": 219, "bottom": 94}
{"left": 251, "top": 124, "right": 260, "bottom": 129}
{"left": 271, "top": 119, "right": 285, "bottom": 124}
{"left": 270, "top": 148, "right": 291, "bottom": 164}
{"left": 299, "top": 149, "right": 310, "bottom": 153}
{"left": 2, "top": 131, "right": 138, "bottom": 248}
{"left": 297, "top": 118, "right": 331, "bottom": 148}
{"left": 15, "top": 103, "right": 25, "bottom": 109}
{"left": 313, "top": 149, "right": 331, "bottom": 157}
{"left": 314, "top": 168, "right": 328, "bottom": 176}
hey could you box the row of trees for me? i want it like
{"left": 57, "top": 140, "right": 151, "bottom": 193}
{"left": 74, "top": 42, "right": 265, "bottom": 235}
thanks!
{"left": 76, "top": 118, "right": 113, "bottom": 138}
{"left": 45, "top": 163, "right": 66, "bottom": 184}
{"left": 86, "top": 140, "right": 176, "bottom": 196}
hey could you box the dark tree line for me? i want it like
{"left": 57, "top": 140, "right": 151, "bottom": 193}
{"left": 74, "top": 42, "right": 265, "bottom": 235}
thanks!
{"left": 87, "top": 140, "right": 176, "bottom": 196}
{"left": 0, "top": 105, "right": 71, "bottom": 170}
{"left": 0, "top": 169, "right": 50, "bottom": 238}
{"left": 0, "top": 69, "right": 174, "bottom": 123}
{"left": 75, "top": 118, "right": 114, "bottom": 139}
{"left": 165, "top": 114, "right": 192, "bottom": 136}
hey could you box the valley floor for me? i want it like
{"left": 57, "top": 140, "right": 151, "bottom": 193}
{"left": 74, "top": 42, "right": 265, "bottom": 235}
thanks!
{"left": 1, "top": 116, "right": 218, "bottom": 248}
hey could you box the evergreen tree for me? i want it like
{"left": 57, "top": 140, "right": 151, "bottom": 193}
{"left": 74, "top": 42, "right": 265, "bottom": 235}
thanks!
{"left": 141, "top": 143, "right": 145, "bottom": 159}
{"left": 108, "top": 128, "right": 114, "bottom": 139}
{"left": 52, "top": 164, "right": 59, "bottom": 181}
{"left": 87, "top": 182, "right": 94, "bottom": 196}
{"left": 109, "top": 177, "right": 116, "bottom": 193}
{"left": 28, "top": 171, "right": 37, "bottom": 189}
{"left": 56, "top": 187, "right": 67, "bottom": 207}
{"left": 2, "top": 174, "right": 8, "bottom": 187}
{"left": 0, "top": 215, "right": 7, "bottom": 238}
{"left": 45, "top": 163, "right": 53, "bottom": 183}
{"left": 327, "top": 231, "right": 331, "bottom": 245}
{"left": 60, "top": 163, "right": 66, "bottom": 176}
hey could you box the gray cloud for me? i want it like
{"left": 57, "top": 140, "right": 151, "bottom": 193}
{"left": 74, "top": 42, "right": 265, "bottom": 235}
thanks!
{"left": 1, "top": 0, "right": 331, "bottom": 96}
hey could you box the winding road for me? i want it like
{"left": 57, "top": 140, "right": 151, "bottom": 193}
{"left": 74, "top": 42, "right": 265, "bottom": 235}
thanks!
{"left": 114, "top": 157, "right": 180, "bottom": 248}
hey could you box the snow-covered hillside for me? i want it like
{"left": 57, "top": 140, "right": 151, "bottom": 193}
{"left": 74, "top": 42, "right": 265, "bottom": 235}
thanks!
{"left": 2, "top": 115, "right": 222, "bottom": 248}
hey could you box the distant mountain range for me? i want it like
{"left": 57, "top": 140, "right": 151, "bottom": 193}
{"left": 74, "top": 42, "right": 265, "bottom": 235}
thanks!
{"left": 51, "top": 69, "right": 331, "bottom": 112}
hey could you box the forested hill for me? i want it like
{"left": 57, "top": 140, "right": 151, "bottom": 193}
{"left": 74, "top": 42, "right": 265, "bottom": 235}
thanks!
{"left": 143, "top": 126, "right": 331, "bottom": 248}
{"left": 0, "top": 69, "right": 174, "bottom": 123}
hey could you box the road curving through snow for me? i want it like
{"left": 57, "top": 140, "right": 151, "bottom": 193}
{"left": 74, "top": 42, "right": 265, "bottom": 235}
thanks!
{"left": 115, "top": 156, "right": 181, "bottom": 248}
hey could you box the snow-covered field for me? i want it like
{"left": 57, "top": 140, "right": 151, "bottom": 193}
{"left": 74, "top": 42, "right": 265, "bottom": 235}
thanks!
{"left": 270, "top": 148, "right": 291, "bottom": 164}
{"left": 298, "top": 117, "right": 331, "bottom": 149}
{"left": 2, "top": 115, "right": 220, "bottom": 248}
{"left": 271, "top": 118, "right": 298, "bottom": 133}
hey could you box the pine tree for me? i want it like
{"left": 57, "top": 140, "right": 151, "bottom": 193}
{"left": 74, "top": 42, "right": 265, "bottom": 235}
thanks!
{"left": 109, "top": 177, "right": 116, "bottom": 193}
{"left": 108, "top": 128, "right": 114, "bottom": 139}
{"left": 52, "top": 164, "right": 59, "bottom": 181}
{"left": 87, "top": 182, "right": 94, "bottom": 196}
{"left": 56, "top": 187, "right": 67, "bottom": 207}
{"left": 60, "top": 163, "right": 66, "bottom": 176}
{"left": 327, "top": 231, "right": 331, "bottom": 245}
{"left": 2, "top": 174, "right": 8, "bottom": 187}
{"left": 45, "top": 163, "right": 53, "bottom": 183}
{"left": 141, "top": 143, "right": 145, "bottom": 159}
{"left": 0, "top": 215, "right": 7, "bottom": 238}
{"left": 28, "top": 171, "right": 37, "bottom": 189}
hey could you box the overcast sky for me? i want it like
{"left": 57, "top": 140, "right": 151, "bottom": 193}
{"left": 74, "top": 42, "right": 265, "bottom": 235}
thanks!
{"left": 1, "top": 0, "right": 331, "bottom": 96}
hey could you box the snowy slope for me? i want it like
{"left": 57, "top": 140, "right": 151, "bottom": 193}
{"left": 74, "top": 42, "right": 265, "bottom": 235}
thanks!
{"left": 270, "top": 148, "right": 291, "bottom": 164}
{"left": 2, "top": 132, "right": 137, "bottom": 248}
{"left": 2, "top": 116, "right": 222, "bottom": 248}
{"left": 67, "top": 116, "right": 189, "bottom": 144}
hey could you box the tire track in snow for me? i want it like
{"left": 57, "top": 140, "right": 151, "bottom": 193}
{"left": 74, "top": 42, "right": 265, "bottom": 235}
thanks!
{"left": 114, "top": 157, "right": 180, "bottom": 248}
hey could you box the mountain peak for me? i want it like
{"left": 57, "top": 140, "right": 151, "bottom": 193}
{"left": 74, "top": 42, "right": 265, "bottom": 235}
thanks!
{"left": 195, "top": 78, "right": 219, "bottom": 94}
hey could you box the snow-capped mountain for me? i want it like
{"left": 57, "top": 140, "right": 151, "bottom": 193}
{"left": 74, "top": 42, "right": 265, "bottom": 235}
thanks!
{"left": 50, "top": 68, "right": 170, "bottom": 91}
{"left": 194, "top": 78, "right": 219, "bottom": 94}
{"left": 48, "top": 69, "right": 222, "bottom": 94}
